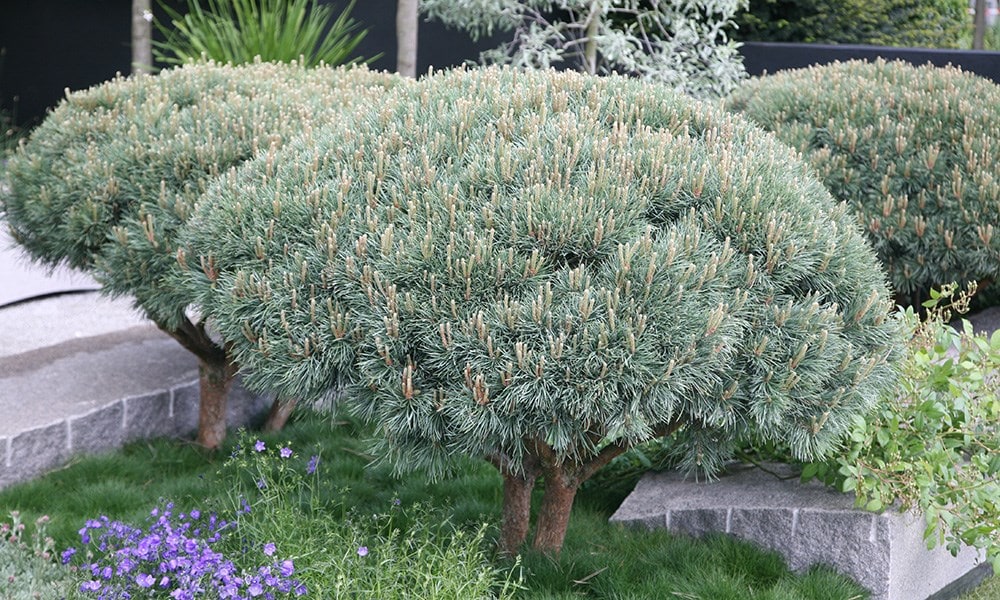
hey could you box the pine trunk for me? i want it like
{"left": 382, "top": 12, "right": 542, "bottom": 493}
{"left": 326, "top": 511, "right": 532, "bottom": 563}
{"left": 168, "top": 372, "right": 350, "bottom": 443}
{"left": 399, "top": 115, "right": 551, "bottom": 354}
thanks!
{"left": 499, "top": 469, "right": 538, "bottom": 556}
{"left": 263, "top": 397, "right": 298, "bottom": 432}
{"left": 197, "top": 355, "right": 236, "bottom": 449}
{"left": 532, "top": 468, "right": 580, "bottom": 555}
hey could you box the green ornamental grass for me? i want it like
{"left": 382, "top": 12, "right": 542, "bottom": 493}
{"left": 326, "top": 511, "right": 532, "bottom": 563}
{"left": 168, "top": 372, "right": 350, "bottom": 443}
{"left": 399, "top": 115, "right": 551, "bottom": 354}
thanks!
{"left": 154, "top": 0, "right": 372, "bottom": 68}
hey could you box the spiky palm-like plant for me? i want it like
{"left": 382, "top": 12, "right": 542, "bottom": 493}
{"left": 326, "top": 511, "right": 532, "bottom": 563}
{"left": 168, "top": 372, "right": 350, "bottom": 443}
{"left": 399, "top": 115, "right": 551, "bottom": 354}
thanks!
{"left": 727, "top": 59, "right": 1000, "bottom": 307}
{"left": 0, "top": 61, "right": 400, "bottom": 449}
{"left": 182, "top": 67, "right": 903, "bottom": 553}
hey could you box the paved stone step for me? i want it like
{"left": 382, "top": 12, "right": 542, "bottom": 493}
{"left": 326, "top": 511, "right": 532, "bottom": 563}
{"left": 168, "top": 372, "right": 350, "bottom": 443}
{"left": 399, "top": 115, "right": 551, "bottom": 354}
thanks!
{"left": 0, "top": 293, "right": 271, "bottom": 490}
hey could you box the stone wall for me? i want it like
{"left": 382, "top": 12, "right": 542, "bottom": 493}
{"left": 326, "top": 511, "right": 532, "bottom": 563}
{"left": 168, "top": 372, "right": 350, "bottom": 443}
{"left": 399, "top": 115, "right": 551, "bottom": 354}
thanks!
{"left": 0, "top": 378, "right": 271, "bottom": 490}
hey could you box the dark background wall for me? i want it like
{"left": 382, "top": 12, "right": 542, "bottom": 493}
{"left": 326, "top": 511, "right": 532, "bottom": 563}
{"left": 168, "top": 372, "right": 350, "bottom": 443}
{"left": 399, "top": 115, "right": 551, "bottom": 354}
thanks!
{"left": 2, "top": 2, "right": 999, "bottom": 127}
{"left": 0, "top": 0, "right": 495, "bottom": 127}
{"left": 741, "top": 41, "right": 1000, "bottom": 82}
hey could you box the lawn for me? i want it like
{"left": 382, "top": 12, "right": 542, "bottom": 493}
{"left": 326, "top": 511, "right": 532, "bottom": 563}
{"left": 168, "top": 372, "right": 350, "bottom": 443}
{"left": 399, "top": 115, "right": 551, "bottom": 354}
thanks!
{"left": 0, "top": 411, "right": 993, "bottom": 599}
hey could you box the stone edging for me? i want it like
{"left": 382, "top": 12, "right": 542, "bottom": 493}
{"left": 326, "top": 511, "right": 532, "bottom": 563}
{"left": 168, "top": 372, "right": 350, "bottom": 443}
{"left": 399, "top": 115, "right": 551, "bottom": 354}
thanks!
{"left": 0, "top": 378, "right": 271, "bottom": 491}
{"left": 611, "top": 466, "right": 991, "bottom": 600}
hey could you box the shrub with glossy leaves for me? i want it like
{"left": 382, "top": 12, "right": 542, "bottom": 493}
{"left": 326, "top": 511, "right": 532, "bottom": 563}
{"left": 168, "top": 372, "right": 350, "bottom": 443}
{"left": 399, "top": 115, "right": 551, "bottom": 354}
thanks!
{"left": 727, "top": 59, "right": 1000, "bottom": 307}
{"left": 0, "top": 61, "right": 400, "bottom": 448}
{"left": 734, "top": 0, "right": 970, "bottom": 48}
{"left": 183, "top": 66, "right": 902, "bottom": 554}
{"left": 802, "top": 284, "right": 1000, "bottom": 574}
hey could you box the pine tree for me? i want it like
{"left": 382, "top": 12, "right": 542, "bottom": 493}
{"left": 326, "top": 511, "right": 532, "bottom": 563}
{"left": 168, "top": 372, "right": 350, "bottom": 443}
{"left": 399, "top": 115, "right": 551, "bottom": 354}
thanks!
{"left": 1, "top": 62, "right": 400, "bottom": 448}
{"left": 183, "top": 67, "right": 903, "bottom": 552}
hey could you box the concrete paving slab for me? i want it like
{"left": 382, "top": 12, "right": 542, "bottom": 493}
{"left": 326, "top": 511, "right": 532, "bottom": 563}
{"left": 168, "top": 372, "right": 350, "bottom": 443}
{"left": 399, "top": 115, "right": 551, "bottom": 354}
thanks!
{"left": 0, "top": 330, "right": 198, "bottom": 437}
{"left": 0, "top": 291, "right": 150, "bottom": 358}
{"left": 0, "top": 226, "right": 99, "bottom": 307}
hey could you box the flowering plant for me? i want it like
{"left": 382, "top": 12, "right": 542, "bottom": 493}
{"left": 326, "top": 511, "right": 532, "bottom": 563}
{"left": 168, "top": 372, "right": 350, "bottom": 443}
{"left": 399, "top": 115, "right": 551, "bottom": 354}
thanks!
{"left": 1, "top": 511, "right": 74, "bottom": 599}
{"left": 66, "top": 503, "right": 305, "bottom": 598}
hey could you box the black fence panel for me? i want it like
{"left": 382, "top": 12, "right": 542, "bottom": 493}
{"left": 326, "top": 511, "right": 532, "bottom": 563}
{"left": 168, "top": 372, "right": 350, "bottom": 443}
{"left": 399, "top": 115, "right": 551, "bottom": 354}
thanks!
{"left": 3, "top": 5, "right": 999, "bottom": 127}
{"left": 740, "top": 41, "right": 1000, "bottom": 84}
{"left": 0, "top": 0, "right": 495, "bottom": 127}
{"left": 1, "top": 0, "right": 132, "bottom": 127}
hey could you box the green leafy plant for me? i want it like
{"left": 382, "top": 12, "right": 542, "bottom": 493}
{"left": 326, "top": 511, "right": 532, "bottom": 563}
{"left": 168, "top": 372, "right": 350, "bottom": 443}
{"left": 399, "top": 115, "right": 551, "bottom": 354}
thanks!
{"left": 734, "top": 0, "right": 970, "bottom": 48}
{"left": 0, "top": 62, "right": 401, "bottom": 448}
{"left": 801, "top": 283, "right": 1000, "bottom": 573}
{"left": 0, "top": 512, "right": 74, "bottom": 599}
{"left": 181, "top": 66, "right": 903, "bottom": 555}
{"left": 154, "top": 0, "right": 372, "bottom": 67}
{"left": 727, "top": 59, "right": 1000, "bottom": 307}
{"left": 0, "top": 415, "right": 878, "bottom": 600}
{"left": 420, "top": 0, "right": 748, "bottom": 98}
{"left": 216, "top": 433, "right": 523, "bottom": 598}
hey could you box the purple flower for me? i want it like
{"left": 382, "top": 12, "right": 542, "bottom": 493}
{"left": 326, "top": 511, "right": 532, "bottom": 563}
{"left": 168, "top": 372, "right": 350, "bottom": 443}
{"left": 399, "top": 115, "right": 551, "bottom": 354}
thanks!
{"left": 306, "top": 455, "right": 319, "bottom": 475}
{"left": 280, "top": 447, "right": 293, "bottom": 458}
{"left": 357, "top": 546, "right": 369, "bottom": 557}
{"left": 263, "top": 542, "right": 276, "bottom": 556}
{"left": 254, "top": 440, "right": 266, "bottom": 452}
{"left": 61, "top": 547, "right": 76, "bottom": 565}
{"left": 248, "top": 581, "right": 264, "bottom": 597}
{"left": 80, "top": 580, "right": 101, "bottom": 592}
{"left": 190, "top": 509, "right": 200, "bottom": 520}
{"left": 256, "top": 478, "right": 267, "bottom": 490}
{"left": 136, "top": 573, "right": 155, "bottom": 588}
{"left": 279, "top": 559, "right": 295, "bottom": 577}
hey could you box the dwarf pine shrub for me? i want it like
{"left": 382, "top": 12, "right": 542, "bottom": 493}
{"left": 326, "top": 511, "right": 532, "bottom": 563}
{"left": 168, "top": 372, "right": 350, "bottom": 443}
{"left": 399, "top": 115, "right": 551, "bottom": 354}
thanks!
{"left": 0, "top": 61, "right": 400, "bottom": 448}
{"left": 182, "top": 66, "right": 902, "bottom": 554}
{"left": 727, "top": 59, "right": 1000, "bottom": 307}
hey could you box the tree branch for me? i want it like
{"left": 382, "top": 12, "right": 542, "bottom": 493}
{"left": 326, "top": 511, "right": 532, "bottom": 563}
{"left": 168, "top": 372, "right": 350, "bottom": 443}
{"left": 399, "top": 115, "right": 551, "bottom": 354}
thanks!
{"left": 160, "top": 313, "right": 227, "bottom": 365}
{"left": 579, "top": 419, "right": 684, "bottom": 482}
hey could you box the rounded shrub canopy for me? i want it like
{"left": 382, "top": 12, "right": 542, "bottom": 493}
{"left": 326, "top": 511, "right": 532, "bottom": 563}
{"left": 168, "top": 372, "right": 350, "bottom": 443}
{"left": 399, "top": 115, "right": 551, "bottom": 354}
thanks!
{"left": 186, "top": 66, "right": 901, "bottom": 476}
{"left": 727, "top": 59, "right": 1000, "bottom": 305}
{"left": 1, "top": 61, "right": 400, "bottom": 328}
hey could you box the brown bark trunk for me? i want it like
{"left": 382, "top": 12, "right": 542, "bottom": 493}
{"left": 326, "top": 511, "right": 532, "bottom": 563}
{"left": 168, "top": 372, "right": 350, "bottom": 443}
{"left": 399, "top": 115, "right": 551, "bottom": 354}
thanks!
{"left": 262, "top": 397, "right": 298, "bottom": 432}
{"left": 499, "top": 468, "right": 538, "bottom": 556}
{"left": 532, "top": 467, "right": 580, "bottom": 555}
{"left": 197, "top": 355, "right": 237, "bottom": 449}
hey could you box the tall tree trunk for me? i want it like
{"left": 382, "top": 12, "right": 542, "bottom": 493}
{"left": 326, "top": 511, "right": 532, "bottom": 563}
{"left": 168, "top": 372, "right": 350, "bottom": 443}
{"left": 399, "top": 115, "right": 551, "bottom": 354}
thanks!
{"left": 263, "top": 397, "right": 298, "bottom": 432}
{"left": 197, "top": 354, "right": 237, "bottom": 449}
{"left": 974, "top": 0, "right": 988, "bottom": 50}
{"left": 396, "top": 0, "right": 419, "bottom": 77}
{"left": 532, "top": 466, "right": 581, "bottom": 554}
{"left": 131, "top": 0, "right": 153, "bottom": 73}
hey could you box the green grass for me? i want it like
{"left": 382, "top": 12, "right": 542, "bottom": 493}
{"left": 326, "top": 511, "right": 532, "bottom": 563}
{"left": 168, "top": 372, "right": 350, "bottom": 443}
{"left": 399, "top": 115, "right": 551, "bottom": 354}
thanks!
{"left": 0, "top": 412, "right": 992, "bottom": 599}
{"left": 964, "top": 575, "right": 1000, "bottom": 600}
